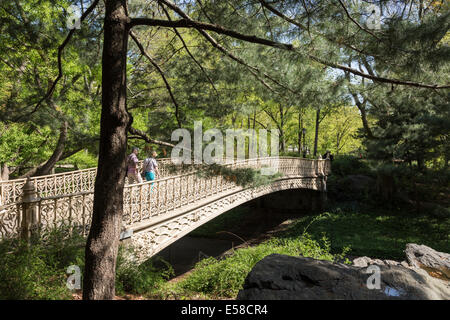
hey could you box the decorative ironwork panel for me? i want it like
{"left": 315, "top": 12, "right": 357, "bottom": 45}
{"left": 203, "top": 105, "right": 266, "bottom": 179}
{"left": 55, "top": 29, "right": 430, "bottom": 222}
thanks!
{"left": 0, "top": 203, "right": 20, "bottom": 239}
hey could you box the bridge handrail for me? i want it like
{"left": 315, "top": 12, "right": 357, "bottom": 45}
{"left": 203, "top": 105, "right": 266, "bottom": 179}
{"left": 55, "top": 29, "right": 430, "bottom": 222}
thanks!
{"left": 0, "top": 156, "right": 323, "bottom": 205}
{"left": 0, "top": 157, "right": 175, "bottom": 185}
{"left": 1, "top": 156, "right": 321, "bottom": 186}
{"left": 125, "top": 157, "right": 329, "bottom": 186}
{"left": 0, "top": 157, "right": 330, "bottom": 240}
{"left": 0, "top": 158, "right": 174, "bottom": 205}
{"left": 31, "top": 157, "right": 329, "bottom": 194}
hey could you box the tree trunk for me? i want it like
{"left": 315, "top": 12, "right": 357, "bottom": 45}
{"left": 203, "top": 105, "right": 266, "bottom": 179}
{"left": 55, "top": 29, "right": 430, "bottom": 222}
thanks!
{"left": 279, "top": 105, "right": 285, "bottom": 153}
{"left": 298, "top": 112, "right": 303, "bottom": 155}
{"left": 336, "top": 132, "right": 340, "bottom": 155}
{"left": 18, "top": 121, "right": 68, "bottom": 178}
{"left": 350, "top": 93, "right": 376, "bottom": 140}
{"left": 418, "top": 0, "right": 424, "bottom": 21}
{"left": 445, "top": 152, "right": 449, "bottom": 169}
{"left": 0, "top": 163, "right": 9, "bottom": 181}
{"left": 279, "top": 127, "right": 285, "bottom": 153}
{"left": 313, "top": 108, "right": 320, "bottom": 157}
{"left": 83, "top": 0, "right": 130, "bottom": 300}
{"left": 16, "top": 143, "right": 94, "bottom": 179}
{"left": 34, "top": 121, "right": 68, "bottom": 176}
{"left": 417, "top": 155, "right": 424, "bottom": 172}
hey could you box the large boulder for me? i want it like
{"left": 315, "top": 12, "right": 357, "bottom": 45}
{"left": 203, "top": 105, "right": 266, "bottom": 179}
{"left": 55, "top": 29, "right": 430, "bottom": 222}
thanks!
{"left": 405, "top": 243, "right": 450, "bottom": 281}
{"left": 237, "top": 254, "right": 450, "bottom": 300}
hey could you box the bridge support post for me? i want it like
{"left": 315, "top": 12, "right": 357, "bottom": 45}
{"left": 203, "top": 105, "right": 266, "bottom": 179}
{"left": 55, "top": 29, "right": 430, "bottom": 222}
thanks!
{"left": 320, "top": 175, "right": 327, "bottom": 210}
{"left": 20, "top": 178, "right": 40, "bottom": 243}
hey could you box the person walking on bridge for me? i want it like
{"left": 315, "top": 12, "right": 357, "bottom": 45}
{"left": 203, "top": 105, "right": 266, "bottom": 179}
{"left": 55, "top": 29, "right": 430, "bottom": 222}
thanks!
{"left": 143, "top": 150, "right": 160, "bottom": 182}
{"left": 322, "top": 150, "right": 334, "bottom": 161}
{"left": 127, "top": 147, "right": 143, "bottom": 184}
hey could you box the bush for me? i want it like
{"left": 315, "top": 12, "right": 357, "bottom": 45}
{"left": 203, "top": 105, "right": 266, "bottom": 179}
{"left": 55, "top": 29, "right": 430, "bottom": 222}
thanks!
{"left": 39, "top": 228, "right": 86, "bottom": 270}
{"left": 196, "top": 163, "right": 283, "bottom": 188}
{"left": 279, "top": 151, "right": 302, "bottom": 158}
{"left": 62, "top": 150, "right": 98, "bottom": 170}
{"left": 0, "top": 235, "right": 78, "bottom": 300}
{"left": 331, "top": 155, "right": 372, "bottom": 177}
{"left": 115, "top": 246, "right": 174, "bottom": 296}
{"left": 0, "top": 229, "right": 175, "bottom": 299}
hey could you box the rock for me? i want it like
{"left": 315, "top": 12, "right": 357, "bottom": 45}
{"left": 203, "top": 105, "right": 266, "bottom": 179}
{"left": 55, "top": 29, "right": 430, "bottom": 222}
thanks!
{"left": 237, "top": 254, "right": 450, "bottom": 300}
{"left": 405, "top": 243, "right": 450, "bottom": 280}
{"left": 352, "top": 256, "right": 371, "bottom": 267}
{"left": 373, "top": 259, "right": 385, "bottom": 265}
{"left": 400, "top": 261, "right": 410, "bottom": 268}
{"left": 384, "top": 260, "right": 400, "bottom": 266}
{"left": 352, "top": 256, "right": 396, "bottom": 267}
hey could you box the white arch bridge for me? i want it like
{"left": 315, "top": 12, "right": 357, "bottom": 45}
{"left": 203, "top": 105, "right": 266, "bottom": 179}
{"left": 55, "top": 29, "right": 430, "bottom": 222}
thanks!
{"left": 0, "top": 157, "right": 330, "bottom": 262}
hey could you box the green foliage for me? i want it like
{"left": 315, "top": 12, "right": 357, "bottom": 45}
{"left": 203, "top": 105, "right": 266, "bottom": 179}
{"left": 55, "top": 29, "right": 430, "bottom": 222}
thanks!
{"left": 0, "top": 227, "right": 175, "bottom": 299}
{"left": 165, "top": 161, "right": 283, "bottom": 188}
{"left": 2, "top": 0, "right": 447, "bottom": 175}
{"left": 38, "top": 229, "right": 86, "bottom": 271}
{"left": 283, "top": 205, "right": 450, "bottom": 260}
{"left": 0, "top": 0, "right": 102, "bottom": 172}
{"left": 0, "top": 123, "right": 53, "bottom": 167}
{"left": 115, "top": 246, "right": 174, "bottom": 296}
{"left": 62, "top": 150, "right": 98, "bottom": 170}
{"left": 196, "top": 163, "right": 283, "bottom": 188}
{"left": 0, "top": 242, "right": 71, "bottom": 300}
{"left": 0, "top": 229, "right": 85, "bottom": 300}
{"left": 330, "top": 155, "right": 373, "bottom": 177}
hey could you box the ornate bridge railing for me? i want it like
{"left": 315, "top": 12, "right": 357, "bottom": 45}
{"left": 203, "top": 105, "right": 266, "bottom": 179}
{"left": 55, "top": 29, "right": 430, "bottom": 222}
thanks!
{"left": 123, "top": 157, "right": 328, "bottom": 228}
{"left": 0, "top": 157, "right": 330, "bottom": 242}
{"left": 0, "top": 158, "right": 174, "bottom": 206}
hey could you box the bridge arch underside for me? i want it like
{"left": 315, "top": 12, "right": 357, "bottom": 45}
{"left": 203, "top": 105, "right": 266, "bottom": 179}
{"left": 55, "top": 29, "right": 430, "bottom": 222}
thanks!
{"left": 128, "top": 176, "right": 326, "bottom": 263}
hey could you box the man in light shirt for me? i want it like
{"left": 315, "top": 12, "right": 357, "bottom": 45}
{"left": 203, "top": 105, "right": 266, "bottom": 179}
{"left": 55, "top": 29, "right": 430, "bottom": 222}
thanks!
{"left": 127, "top": 147, "right": 143, "bottom": 184}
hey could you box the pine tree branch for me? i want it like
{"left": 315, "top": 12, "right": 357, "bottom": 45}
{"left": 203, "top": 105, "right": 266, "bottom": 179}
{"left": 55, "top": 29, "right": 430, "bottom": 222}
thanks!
{"left": 14, "top": 0, "right": 100, "bottom": 121}
{"left": 130, "top": 30, "right": 182, "bottom": 128}
{"left": 129, "top": 17, "right": 293, "bottom": 50}
{"left": 161, "top": 7, "right": 219, "bottom": 97}
{"left": 336, "top": 0, "right": 381, "bottom": 41}
{"left": 155, "top": 1, "right": 275, "bottom": 92}
{"left": 258, "top": 0, "right": 308, "bottom": 32}
{"left": 128, "top": 126, "right": 175, "bottom": 148}
{"left": 130, "top": 1, "right": 450, "bottom": 90}
{"left": 310, "top": 54, "right": 449, "bottom": 89}
{"left": 153, "top": 0, "right": 298, "bottom": 94}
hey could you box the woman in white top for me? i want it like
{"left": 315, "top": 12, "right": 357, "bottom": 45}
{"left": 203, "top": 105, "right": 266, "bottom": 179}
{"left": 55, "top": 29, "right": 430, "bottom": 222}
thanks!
{"left": 143, "top": 151, "right": 160, "bottom": 182}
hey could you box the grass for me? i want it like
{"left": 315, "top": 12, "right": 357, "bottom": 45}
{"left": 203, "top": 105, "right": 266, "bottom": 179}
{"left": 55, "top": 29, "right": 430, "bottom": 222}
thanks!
{"left": 279, "top": 203, "right": 450, "bottom": 260}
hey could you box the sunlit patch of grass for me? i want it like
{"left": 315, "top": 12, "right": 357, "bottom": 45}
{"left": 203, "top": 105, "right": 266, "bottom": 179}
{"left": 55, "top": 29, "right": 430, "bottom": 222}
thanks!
{"left": 279, "top": 206, "right": 449, "bottom": 260}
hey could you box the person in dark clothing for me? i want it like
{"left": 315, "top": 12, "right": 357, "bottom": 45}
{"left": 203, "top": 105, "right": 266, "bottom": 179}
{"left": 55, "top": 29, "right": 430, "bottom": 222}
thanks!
{"left": 322, "top": 150, "right": 334, "bottom": 161}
